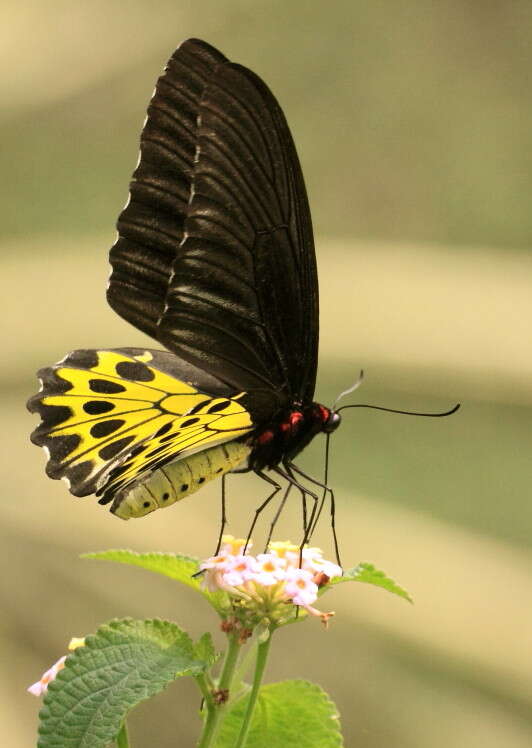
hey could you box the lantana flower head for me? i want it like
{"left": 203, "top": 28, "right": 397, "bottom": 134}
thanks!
{"left": 200, "top": 536, "right": 341, "bottom": 627}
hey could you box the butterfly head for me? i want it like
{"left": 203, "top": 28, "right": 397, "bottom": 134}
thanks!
{"left": 314, "top": 404, "right": 341, "bottom": 434}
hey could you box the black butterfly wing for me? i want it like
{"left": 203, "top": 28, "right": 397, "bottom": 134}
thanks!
{"left": 108, "top": 39, "right": 318, "bottom": 415}
{"left": 108, "top": 40, "right": 226, "bottom": 341}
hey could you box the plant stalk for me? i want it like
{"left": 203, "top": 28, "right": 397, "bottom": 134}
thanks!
{"left": 196, "top": 632, "right": 241, "bottom": 748}
{"left": 116, "top": 721, "right": 130, "bottom": 748}
{"left": 234, "top": 631, "right": 272, "bottom": 748}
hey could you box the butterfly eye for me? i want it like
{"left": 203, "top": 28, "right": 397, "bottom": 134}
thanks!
{"left": 323, "top": 411, "right": 341, "bottom": 434}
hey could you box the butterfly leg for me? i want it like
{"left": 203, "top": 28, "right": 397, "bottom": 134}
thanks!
{"left": 214, "top": 474, "right": 228, "bottom": 556}
{"left": 273, "top": 466, "right": 319, "bottom": 562}
{"left": 264, "top": 482, "right": 293, "bottom": 551}
{"left": 245, "top": 471, "right": 282, "bottom": 552}
{"left": 285, "top": 461, "right": 341, "bottom": 567}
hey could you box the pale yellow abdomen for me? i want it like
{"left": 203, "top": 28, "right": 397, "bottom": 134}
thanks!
{"left": 110, "top": 440, "right": 251, "bottom": 519}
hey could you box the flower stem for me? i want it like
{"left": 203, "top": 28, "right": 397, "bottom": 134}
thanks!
{"left": 116, "top": 721, "right": 130, "bottom": 748}
{"left": 234, "top": 631, "right": 272, "bottom": 748}
{"left": 196, "top": 632, "right": 241, "bottom": 748}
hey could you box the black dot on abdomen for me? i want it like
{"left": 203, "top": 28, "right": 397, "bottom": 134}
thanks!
{"left": 89, "top": 379, "right": 126, "bottom": 394}
{"left": 115, "top": 361, "right": 155, "bottom": 382}
{"left": 83, "top": 400, "right": 115, "bottom": 415}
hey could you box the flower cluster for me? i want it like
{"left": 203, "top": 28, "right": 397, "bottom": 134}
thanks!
{"left": 27, "top": 637, "right": 85, "bottom": 697}
{"left": 201, "top": 537, "right": 342, "bottom": 627}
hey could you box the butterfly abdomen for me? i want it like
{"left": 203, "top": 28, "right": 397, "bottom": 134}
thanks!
{"left": 110, "top": 441, "right": 251, "bottom": 519}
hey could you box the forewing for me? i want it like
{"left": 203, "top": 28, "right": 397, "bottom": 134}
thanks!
{"left": 107, "top": 39, "right": 227, "bottom": 340}
{"left": 109, "top": 38, "right": 318, "bottom": 404}
{"left": 28, "top": 348, "right": 253, "bottom": 500}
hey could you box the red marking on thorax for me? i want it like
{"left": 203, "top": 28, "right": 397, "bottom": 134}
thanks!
{"left": 317, "top": 405, "right": 330, "bottom": 423}
{"left": 279, "top": 410, "right": 304, "bottom": 436}
{"left": 257, "top": 429, "right": 274, "bottom": 445}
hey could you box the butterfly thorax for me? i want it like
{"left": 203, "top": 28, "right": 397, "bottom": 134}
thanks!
{"left": 249, "top": 402, "right": 339, "bottom": 470}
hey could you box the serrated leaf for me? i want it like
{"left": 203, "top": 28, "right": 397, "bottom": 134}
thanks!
{"left": 215, "top": 679, "right": 343, "bottom": 747}
{"left": 38, "top": 618, "right": 210, "bottom": 748}
{"left": 194, "top": 632, "right": 218, "bottom": 666}
{"left": 331, "top": 562, "right": 412, "bottom": 602}
{"left": 82, "top": 549, "right": 228, "bottom": 613}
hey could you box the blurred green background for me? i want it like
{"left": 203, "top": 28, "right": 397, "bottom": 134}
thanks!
{"left": 3, "top": 2, "right": 532, "bottom": 746}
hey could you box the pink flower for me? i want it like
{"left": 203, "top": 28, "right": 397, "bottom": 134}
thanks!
{"left": 222, "top": 555, "right": 258, "bottom": 587}
{"left": 253, "top": 553, "right": 287, "bottom": 586}
{"left": 27, "top": 656, "right": 66, "bottom": 697}
{"left": 301, "top": 548, "right": 342, "bottom": 579}
{"left": 284, "top": 567, "right": 319, "bottom": 606}
{"left": 27, "top": 637, "right": 85, "bottom": 697}
{"left": 201, "top": 539, "right": 339, "bottom": 626}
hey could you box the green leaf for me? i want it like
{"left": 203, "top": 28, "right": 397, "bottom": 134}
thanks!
{"left": 38, "top": 618, "right": 210, "bottom": 748}
{"left": 194, "top": 632, "right": 218, "bottom": 666}
{"left": 215, "top": 679, "right": 343, "bottom": 747}
{"left": 331, "top": 562, "right": 412, "bottom": 602}
{"left": 82, "top": 549, "right": 228, "bottom": 613}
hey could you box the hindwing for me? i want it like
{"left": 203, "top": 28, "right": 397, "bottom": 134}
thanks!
{"left": 28, "top": 348, "right": 254, "bottom": 500}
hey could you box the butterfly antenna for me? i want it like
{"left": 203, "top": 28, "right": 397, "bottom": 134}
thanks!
{"left": 332, "top": 370, "right": 365, "bottom": 411}
{"left": 337, "top": 402, "right": 461, "bottom": 418}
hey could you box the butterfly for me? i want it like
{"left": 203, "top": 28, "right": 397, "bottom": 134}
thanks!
{"left": 28, "top": 38, "right": 342, "bottom": 532}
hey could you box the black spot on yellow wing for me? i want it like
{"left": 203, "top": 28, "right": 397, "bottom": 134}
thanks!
{"left": 83, "top": 400, "right": 115, "bottom": 415}
{"left": 155, "top": 422, "right": 173, "bottom": 437}
{"left": 145, "top": 445, "right": 168, "bottom": 458}
{"left": 188, "top": 400, "right": 211, "bottom": 415}
{"left": 206, "top": 400, "right": 231, "bottom": 413}
{"left": 90, "top": 419, "right": 125, "bottom": 438}
{"left": 99, "top": 436, "right": 136, "bottom": 460}
{"left": 181, "top": 417, "right": 200, "bottom": 428}
{"left": 115, "top": 360, "right": 155, "bottom": 382}
{"left": 160, "top": 433, "right": 179, "bottom": 443}
{"left": 89, "top": 379, "right": 127, "bottom": 394}
{"left": 63, "top": 350, "right": 99, "bottom": 369}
